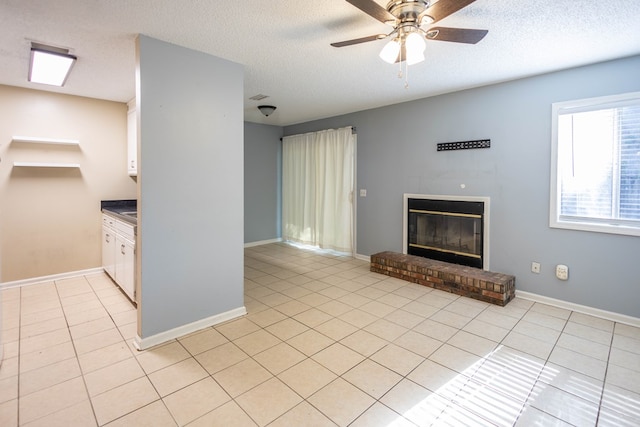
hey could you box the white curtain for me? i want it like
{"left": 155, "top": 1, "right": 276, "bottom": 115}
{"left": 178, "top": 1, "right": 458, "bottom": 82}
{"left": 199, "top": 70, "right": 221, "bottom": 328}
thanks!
{"left": 282, "top": 126, "right": 355, "bottom": 253}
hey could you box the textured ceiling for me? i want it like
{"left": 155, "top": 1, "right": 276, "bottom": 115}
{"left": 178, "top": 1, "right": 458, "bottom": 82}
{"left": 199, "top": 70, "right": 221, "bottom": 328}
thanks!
{"left": 1, "top": 0, "right": 639, "bottom": 126}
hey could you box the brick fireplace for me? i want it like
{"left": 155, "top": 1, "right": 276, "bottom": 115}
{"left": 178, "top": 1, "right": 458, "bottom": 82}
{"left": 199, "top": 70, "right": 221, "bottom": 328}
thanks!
{"left": 370, "top": 251, "right": 515, "bottom": 306}
{"left": 370, "top": 194, "right": 515, "bottom": 306}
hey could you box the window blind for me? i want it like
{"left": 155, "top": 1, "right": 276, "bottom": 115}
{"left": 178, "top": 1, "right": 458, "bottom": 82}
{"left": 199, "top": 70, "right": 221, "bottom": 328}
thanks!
{"left": 557, "top": 98, "right": 640, "bottom": 227}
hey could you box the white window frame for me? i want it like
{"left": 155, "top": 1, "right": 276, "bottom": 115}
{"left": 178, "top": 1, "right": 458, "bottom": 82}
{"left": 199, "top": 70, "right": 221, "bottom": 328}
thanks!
{"left": 550, "top": 91, "right": 640, "bottom": 237}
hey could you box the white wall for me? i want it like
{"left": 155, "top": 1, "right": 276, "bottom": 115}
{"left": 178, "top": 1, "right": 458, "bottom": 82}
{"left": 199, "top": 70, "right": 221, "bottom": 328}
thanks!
{"left": 136, "top": 35, "right": 244, "bottom": 343}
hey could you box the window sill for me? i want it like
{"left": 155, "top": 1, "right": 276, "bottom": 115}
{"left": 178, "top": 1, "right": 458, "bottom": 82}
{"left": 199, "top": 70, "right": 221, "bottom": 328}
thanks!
{"left": 550, "top": 218, "right": 640, "bottom": 237}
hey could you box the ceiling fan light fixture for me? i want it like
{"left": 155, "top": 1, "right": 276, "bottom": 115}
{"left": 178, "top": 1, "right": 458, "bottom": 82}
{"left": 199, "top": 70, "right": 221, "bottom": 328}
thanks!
{"left": 379, "top": 39, "right": 401, "bottom": 64}
{"left": 405, "top": 31, "right": 426, "bottom": 65}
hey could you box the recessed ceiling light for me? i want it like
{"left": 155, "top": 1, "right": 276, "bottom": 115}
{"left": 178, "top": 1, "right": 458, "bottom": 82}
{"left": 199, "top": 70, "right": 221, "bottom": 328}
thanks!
{"left": 28, "top": 42, "right": 76, "bottom": 87}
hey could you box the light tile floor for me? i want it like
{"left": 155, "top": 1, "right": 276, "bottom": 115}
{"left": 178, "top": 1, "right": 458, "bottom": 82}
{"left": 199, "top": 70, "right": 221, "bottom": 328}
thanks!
{"left": 1, "top": 242, "right": 639, "bottom": 426}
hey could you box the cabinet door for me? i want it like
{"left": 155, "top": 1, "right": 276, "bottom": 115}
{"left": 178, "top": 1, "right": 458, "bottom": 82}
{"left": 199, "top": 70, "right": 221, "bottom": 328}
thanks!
{"left": 127, "top": 106, "right": 137, "bottom": 176}
{"left": 115, "top": 234, "right": 135, "bottom": 302}
{"left": 102, "top": 225, "right": 116, "bottom": 279}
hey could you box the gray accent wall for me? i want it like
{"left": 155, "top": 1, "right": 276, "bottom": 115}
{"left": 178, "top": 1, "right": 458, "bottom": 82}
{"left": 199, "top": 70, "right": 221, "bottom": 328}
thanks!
{"left": 137, "top": 35, "right": 244, "bottom": 338}
{"left": 285, "top": 55, "right": 640, "bottom": 318}
{"left": 244, "top": 122, "right": 282, "bottom": 243}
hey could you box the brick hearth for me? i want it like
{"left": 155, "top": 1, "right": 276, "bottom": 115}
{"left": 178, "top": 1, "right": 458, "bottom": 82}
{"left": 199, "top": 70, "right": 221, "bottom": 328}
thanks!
{"left": 370, "top": 251, "right": 515, "bottom": 306}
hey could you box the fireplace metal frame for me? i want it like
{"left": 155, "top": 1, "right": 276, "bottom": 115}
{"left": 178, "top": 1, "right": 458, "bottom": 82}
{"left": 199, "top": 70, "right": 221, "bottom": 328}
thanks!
{"left": 403, "top": 194, "right": 491, "bottom": 270}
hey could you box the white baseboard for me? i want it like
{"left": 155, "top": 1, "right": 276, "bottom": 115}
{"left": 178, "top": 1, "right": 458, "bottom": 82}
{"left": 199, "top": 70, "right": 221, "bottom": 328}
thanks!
{"left": 355, "top": 253, "right": 370, "bottom": 262}
{"left": 0, "top": 267, "right": 104, "bottom": 290}
{"left": 244, "top": 238, "right": 282, "bottom": 248}
{"left": 516, "top": 290, "right": 640, "bottom": 328}
{"left": 133, "top": 306, "right": 247, "bottom": 351}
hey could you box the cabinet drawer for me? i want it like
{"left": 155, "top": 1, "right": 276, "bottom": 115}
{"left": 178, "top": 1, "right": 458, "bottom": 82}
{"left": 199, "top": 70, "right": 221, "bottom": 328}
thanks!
{"left": 102, "top": 214, "right": 116, "bottom": 228}
{"left": 116, "top": 220, "right": 135, "bottom": 240}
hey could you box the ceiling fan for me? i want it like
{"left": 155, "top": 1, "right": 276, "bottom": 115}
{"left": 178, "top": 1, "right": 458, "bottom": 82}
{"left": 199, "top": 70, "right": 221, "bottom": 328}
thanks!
{"left": 331, "top": 0, "right": 487, "bottom": 65}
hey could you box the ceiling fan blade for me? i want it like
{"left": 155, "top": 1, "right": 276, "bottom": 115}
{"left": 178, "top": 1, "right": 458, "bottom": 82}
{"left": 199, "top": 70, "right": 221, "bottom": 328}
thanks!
{"left": 425, "top": 27, "right": 488, "bottom": 44}
{"left": 422, "top": 0, "right": 477, "bottom": 24}
{"left": 331, "top": 34, "right": 386, "bottom": 47}
{"left": 346, "top": 0, "right": 396, "bottom": 24}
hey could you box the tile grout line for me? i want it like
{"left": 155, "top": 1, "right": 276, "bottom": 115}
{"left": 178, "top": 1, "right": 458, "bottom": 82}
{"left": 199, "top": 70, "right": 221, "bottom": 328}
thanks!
{"left": 54, "top": 276, "right": 100, "bottom": 427}
{"left": 594, "top": 321, "right": 618, "bottom": 426}
{"left": 15, "top": 286, "right": 22, "bottom": 427}
{"left": 505, "top": 301, "right": 569, "bottom": 426}
{"left": 83, "top": 275, "right": 172, "bottom": 427}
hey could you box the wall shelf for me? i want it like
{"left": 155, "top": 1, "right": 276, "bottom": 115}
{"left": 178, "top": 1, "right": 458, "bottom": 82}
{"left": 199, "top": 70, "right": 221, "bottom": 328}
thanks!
{"left": 11, "top": 135, "right": 80, "bottom": 146}
{"left": 13, "top": 162, "right": 80, "bottom": 168}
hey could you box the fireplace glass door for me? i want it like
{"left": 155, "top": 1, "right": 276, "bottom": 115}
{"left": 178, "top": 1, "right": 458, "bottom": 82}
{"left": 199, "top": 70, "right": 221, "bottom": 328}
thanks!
{"left": 407, "top": 199, "right": 484, "bottom": 268}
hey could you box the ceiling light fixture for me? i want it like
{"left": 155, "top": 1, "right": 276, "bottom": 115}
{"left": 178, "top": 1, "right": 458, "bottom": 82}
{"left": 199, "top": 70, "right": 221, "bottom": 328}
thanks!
{"left": 331, "top": 1, "right": 488, "bottom": 89}
{"left": 379, "top": 39, "right": 401, "bottom": 64}
{"left": 28, "top": 42, "right": 77, "bottom": 87}
{"left": 405, "top": 31, "right": 426, "bottom": 65}
{"left": 379, "top": 28, "right": 426, "bottom": 66}
{"left": 379, "top": 25, "right": 427, "bottom": 88}
{"left": 258, "top": 105, "right": 277, "bottom": 117}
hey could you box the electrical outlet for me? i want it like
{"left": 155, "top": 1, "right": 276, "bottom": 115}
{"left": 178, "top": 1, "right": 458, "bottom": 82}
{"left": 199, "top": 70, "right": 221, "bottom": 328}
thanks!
{"left": 556, "top": 264, "right": 569, "bottom": 280}
{"left": 531, "top": 262, "right": 541, "bottom": 274}
{"left": 359, "top": 189, "right": 367, "bottom": 197}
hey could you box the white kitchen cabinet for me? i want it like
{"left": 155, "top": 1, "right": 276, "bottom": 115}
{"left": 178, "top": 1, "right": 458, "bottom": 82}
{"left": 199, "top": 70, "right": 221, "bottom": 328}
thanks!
{"left": 127, "top": 99, "right": 137, "bottom": 176}
{"left": 102, "top": 213, "right": 136, "bottom": 302}
{"left": 115, "top": 233, "right": 135, "bottom": 301}
{"left": 102, "top": 215, "right": 116, "bottom": 278}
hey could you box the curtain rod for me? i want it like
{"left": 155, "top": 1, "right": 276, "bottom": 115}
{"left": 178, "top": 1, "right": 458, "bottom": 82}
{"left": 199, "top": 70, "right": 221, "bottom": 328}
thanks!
{"left": 280, "top": 126, "right": 356, "bottom": 141}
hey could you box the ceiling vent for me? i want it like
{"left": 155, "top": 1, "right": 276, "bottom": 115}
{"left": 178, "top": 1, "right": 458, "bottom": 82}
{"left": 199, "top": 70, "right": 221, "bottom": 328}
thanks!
{"left": 249, "top": 94, "right": 269, "bottom": 101}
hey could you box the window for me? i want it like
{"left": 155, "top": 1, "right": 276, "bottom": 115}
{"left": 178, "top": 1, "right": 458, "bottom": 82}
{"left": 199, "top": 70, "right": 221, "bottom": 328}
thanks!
{"left": 550, "top": 92, "right": 640, "bottom": 236}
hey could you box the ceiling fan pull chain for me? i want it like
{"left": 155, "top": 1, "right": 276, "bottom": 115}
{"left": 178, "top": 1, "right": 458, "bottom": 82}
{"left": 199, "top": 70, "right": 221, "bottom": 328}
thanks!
{"left": 404, "top": 62, "right": 409, "bottom": 89}
{"left": 397, "top": 41, "right": 403, "bottom": 80}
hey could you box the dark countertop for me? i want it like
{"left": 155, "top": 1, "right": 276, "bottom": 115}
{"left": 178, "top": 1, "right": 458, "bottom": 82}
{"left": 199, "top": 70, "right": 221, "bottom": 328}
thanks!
{"left": 101, "top": 199, "right": 137, "bottom": 226}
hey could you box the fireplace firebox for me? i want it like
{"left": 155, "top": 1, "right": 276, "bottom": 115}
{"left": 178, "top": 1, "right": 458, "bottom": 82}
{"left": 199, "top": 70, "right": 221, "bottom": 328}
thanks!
{"left": 403, "top": 194, "right": 490, "bottom": 270}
